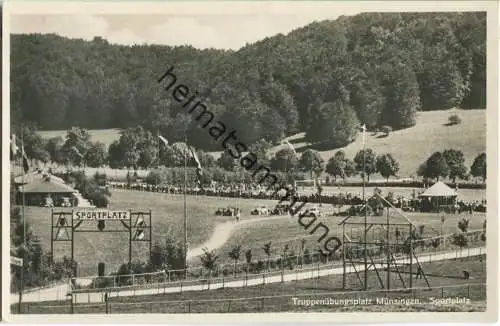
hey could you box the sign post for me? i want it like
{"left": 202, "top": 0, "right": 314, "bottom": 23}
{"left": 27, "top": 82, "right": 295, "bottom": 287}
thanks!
{"left": 50, "top": 209, "right": 152, "bottom": 291}
{"left": 11, "top": 256, "right": 23, "bottom": 267}
{"left": 11, "top": 256, "right": 24, "bottom": 313}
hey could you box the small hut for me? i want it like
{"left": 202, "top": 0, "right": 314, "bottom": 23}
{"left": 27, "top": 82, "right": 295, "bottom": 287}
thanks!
{"left": 418, "top": 181, "right": 458, "bottom": 213}
{"left": 16, "top": 174, "right": 77, "bottom": 207}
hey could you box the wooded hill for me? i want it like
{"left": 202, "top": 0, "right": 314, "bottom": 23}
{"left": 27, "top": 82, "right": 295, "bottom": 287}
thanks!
{"left": 11, "top": 12, "right": 486, "bottom": 151}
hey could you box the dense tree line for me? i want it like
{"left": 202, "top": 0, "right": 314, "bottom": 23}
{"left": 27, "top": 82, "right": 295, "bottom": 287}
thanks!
{"left": 13, "top": 125, "right": 486, "bottom": 185}
{"left": 11, "top": 12, "right": 486, "bottom": 150}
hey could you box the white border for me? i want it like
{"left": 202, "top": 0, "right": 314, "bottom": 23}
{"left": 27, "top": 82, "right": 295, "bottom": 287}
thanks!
{"left": 2, "top": 1, "right": 498, "bottom": 324}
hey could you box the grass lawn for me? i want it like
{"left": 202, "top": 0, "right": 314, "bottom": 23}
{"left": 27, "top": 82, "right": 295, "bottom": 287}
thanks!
{"left": 16, "top": 255, "right": 486, "bottom": 313}
{"left": 21, "top": 187, "right": 486, "bottom": 275}
{"left": 37, "top": 109, "right": 486, "bottom": 179}
{"left": 282, "top": 109, "right": 486, "bottom": 178}
{"left": 23, "top": 190, "right": 290, "bottom": 276}
{"left": 215, "top": 208, "right": 486, "bottom": 265}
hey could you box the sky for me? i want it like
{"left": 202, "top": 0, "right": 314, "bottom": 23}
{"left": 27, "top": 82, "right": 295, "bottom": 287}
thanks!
{"left": 9, "top": 12, "right": 360, "bottom": 50}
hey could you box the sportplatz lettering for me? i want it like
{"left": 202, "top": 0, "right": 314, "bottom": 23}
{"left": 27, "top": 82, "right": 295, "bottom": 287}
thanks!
{"left": 157, "top": 66, "right": 341, "bottom": 257}
{"left": 291, "top": 296, "right": 471, "bottom": 307}
{"left": 72, "top": 210, "right": 130, "bottom": 220}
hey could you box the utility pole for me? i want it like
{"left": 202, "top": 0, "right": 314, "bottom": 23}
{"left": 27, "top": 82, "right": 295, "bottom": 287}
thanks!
{"left": 19, "top": 130, "right": 26, "bottom": 313}
{"left": 362, "top": 124, "right": 368, "bottom": 291}
{"left": 183, "top": 129, "right": 188, "bottom": 280}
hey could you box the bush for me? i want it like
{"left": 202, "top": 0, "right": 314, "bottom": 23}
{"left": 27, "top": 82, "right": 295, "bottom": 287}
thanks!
{"left": 381, "top": 125, "right": 392, "bottom": 136}
{"left": 303, "top": 249, "right": 312, "bottom": 265}
{"left": 98, "top": 262, "right": 105, "bottom": 277}
{"left": 458, "top": 218, "right": 470, "bottom": 233}
{"left": 88, "top": 191, "right": 109, "bottom": 208}
{"left": 452, "top": 233, "right": 468, "bottom": 247}
{"left": 256, "top": 260, "right": 265, "bottom": 273}
{"left": 448, "top": 114, "right": 462, "bottom": 125}
{"left": 145, "top": 171, "right": 162, "bottom": 186}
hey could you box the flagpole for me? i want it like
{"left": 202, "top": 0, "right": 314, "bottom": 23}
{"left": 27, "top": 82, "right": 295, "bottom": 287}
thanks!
{"left": 183, "top": 130, "right": 188, "bottom": 280}
{"left": 362, "top": 124, "right": 367, "bottom": 291}
{"left": 156, "top": 129, "right": 160, "bottom": 169}
{"left": 19, "top": 131, "right": 26, "bottom": 313}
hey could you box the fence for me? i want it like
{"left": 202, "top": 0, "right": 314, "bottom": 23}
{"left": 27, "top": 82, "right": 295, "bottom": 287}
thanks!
{"left": 69, "top": 229, "right": 486, "bottom": 292}
{"left": 23, "top": 282, "right": 486, "bottom": 314}
{"left": 67, "top": 246, "right": 486, "bottom": 304}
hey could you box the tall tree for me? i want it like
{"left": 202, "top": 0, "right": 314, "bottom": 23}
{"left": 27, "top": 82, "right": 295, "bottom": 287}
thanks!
{"left": 45, "top": 136, "right": 65, "bottom": 165}
{"left": 442, "top": 149, "right": 467, "bottom": 183}
{"left": 299, "top": 149, "right": 325, "bottom": 179}
{"left": 85, "top": 142, "right": 107, "bottom": 168}
{"left": 325, "top": 151, "right": 355, "bottom": 182}
{"left": 380, "top": 60, "right": 420, "bottom": 129}
{"left": 421, "top": 152, "right": 450, "bottom": 181}
{"left": 270, "top": 148, "right": 298, "bottom": 172}
{"left": 228, "top": 244, "right": 242, "bottom": 277}
{"left": 305, "top": 100, "right": 359, "bottom": 148}
{"left": 61, "top": 127, "right": 92, "bottom": 166}
{"left": 470, "top": 152, "right": 486, "bottom": 182}
{"left": 376, "top": 153, "right": 400, "bottom": 181}
{"left": 354, "top": 148, "right": 377, "bottom": 182}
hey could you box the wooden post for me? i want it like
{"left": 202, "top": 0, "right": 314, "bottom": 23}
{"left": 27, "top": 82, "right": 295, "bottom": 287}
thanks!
{"left": 342, "top": 223, "right": 346, "bottom": 289}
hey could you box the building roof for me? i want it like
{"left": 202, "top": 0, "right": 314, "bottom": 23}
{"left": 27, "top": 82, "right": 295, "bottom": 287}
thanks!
{"left": 19, "top": 178, "right": 77, "bottom": 194}
{"left": 14, "top": 171, "right": 66, "bottom": 185}
{"left": 419, "top": 181, "right": 457, "bottom": 197}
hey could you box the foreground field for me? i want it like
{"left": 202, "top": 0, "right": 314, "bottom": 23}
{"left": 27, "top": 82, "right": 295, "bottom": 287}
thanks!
{"left": 24, "top": 190, "right": 287, "bottom": 276}
{"left": 16, "top": 255, "right": 486, "bottom": 313}
{"left": 24, "top": 188, "right": 487, "bottom": 275}
{"left": 216, "top": 209, "right": 486, "bottom": 265}
{"left": 38, "top": 109, "right": 486, "bottom": 178}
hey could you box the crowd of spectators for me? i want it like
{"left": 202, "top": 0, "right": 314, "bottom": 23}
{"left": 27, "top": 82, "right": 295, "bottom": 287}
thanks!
{"left": 107, "top": 181, "right": 486, "bottom": 214}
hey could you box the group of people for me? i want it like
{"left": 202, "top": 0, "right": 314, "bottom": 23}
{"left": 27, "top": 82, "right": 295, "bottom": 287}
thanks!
{"left": 106, "top": 181, "right": 486, "bottom": 214}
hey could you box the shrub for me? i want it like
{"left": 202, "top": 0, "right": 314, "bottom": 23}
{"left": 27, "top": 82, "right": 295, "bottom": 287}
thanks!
{"left": 452, "top": 233, "right": 468, "bottom": 247}
{"left": 256, "top": 260, "right": 265, "bottom": 273}
{"left": 458, "top": 218, "right": 470, "bottom": 233}
{"left": 381, "top": 125, "right": 392, "bottom": 136}
{"left": 98, "top": 262, "right": 105, "bottom": 277}
{"left": 145, "top": 171, "right": 162, "bottom": 185}
{"left": 303, "top": 249, "right": 312, "bottom": 265}
{"left": 448, "top": 114, "right": 462, "bottom": 125}
{"left": 480, "top": 233, "right": 486, "bottom": 242}
{"left": 88, "top": 191, "right": 109, "bottom": 208}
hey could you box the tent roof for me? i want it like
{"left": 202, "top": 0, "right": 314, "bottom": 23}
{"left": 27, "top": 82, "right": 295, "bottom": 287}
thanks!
{"left": 419, "top": 181, "right": 457, "bottom": 197}
{"left": 19, "top": 179, "right": 77, "bottom": 194}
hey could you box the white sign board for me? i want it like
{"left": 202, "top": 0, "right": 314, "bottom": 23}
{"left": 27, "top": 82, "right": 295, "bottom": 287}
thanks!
{"left": 72, "top": 210, "right": 130, "bottom": 220}
{"left": 11, "top": 256, "right": 23, "bottom": 267}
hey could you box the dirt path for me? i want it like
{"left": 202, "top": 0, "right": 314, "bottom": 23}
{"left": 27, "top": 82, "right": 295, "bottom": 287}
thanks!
{"left": 187, "top": 215, "right": 290, "bottom": 259}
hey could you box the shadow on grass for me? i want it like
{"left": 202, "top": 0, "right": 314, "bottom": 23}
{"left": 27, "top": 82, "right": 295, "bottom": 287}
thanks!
{"left": 288, "top": 136, "right": 306, "bottom": 145}
{"left": 296, "top": 141, "right": 349, "bottom": 153}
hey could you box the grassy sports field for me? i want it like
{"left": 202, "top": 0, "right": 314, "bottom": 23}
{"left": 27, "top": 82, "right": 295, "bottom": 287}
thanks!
{"left": 24, "top": 188, "right": 486, "bottom": 275}
{"left": 23, "top": 190, "right": 284, "bottom": 276}
{"left": 215, "top": 208, "right": 486, "bottom": 264}
{"left": 16, "top": 255, "right": 486, "bottom": 313}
